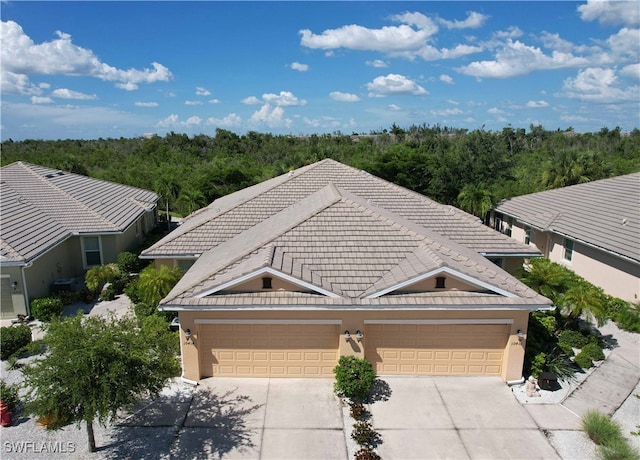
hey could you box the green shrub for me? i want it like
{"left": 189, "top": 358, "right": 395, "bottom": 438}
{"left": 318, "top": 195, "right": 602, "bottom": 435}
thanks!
{"left": 558, "top": 329, "right": 590, "bottom": 349}
{"left": 351, "top": 420, "right": 379, "bottom": 447}
{"left": 614, "top": 303, "right": 640, "bottom": 333}
{"left": 582, "top": 410, "right": 623, "bottom": 445}
{"left": 0, "top": 324, "right": 32, "bottom": 360}
{"left": 333, "top": 356, "right": 375, "bottom": 400}
{"left": 530, "top": 352, "right": 546, "bottom": 378}
{"left": 30, "top": 297, "right": 64, "bottom": 322}
{"left": 85, "top": 263, "right": 120, "bottom": 293}
{"left": 354, "top": 447, "right": 381, "bottom": 460}
{"left": 545, "top": 349, "right": 577, "bottom": 379}
{"left": 117, "top": 251, "right": 142, "bottom": 274}
{"left": 558, "top": 341, "right": 575, "bottom": 357}
{"left": 14, "top": 339, "right": 47, "bottom": 359}
{"left": 52, "top": 290, "right": 75, "bottom": 305}
{"left": 0, "top": 379, "right": 20, "bottom": 412}
{"left": 582, "top": 342, "right": 605, "bottom": 361}
{"left": 99, "top": 284, "right": 118, "bottom": 302}
{"left": 79, "top": 287, "right": 96, "bottom": 303}
{"left": 574, "top": 351, "right": 593, "bottom": 369}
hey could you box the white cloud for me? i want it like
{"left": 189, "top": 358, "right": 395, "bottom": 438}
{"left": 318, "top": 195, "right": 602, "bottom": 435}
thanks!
{"left": 493, "top": 26, "right": 523, "bottom": 40}
{"left": 621, "top": 63, "right": 640, "bottom": 79}
{"left": 242, "top": 96, "right": 262, "bottom": 105}
{"left": 291, "top": 62, "right": 309, "bottom": 72}
{"left": 300, "top": 11, "right": 436, "bottom": 53}
{"left": 366, "top": 74, "right": 428, "bottom": 97}
{"left": 447, "top": 99, "right": 459, "bottom": 105}
{"left": 366, "top": 59, "right": 388, "bottom": 68}
{"left": 526, "top": 100, "right": 549, "bottom": 108}
{"left": 439, "top": 74, "right": 454, "bottom": 84}
{"left": 242, "top": 92, "right": 306, "bottom": 107}
{"left": 196, "top": 86, "right": 211, "bottom": 96}
{"left": 457, "top": 39, "right": 590, "bottom": 78}
{"left": 0, "top": 20, "right": 172, "bottom": 93}
{"left": 578, "top": 0, "right": 640, "bottom": 27}
{"left": 249, "top": 104, "right": 292, "bottom": 128}
{"left": 329, "top": 91, "right": 360, "bottom": 102}
{"left": 388, "top": 104, "right": 402, "bottom": 111}
{"left": 156, "top": 114, "right": 201, "bottom": 128}
{"left": 562, "top": 67, "right": 639, "bottom": 102}
{"left": 430, "top": 108, "right": 464, "bottom": 116}
{"left": 209, "top": 98, "right": 221, "bottom": 104}
{"left": 185, "top": 116, "right": 201, "bottom": 126}
{"left": 487, "top": 107, "right": 505, "bottom": 114}
{"left": 184, "top": 100, "right": 202, "bottom": 106}
{"left": 51, "top": 88, "right": 97, "bottom": 100}
{"left": 206, "top": 113, "right": 242, "bottom": 127}
{"left": 438, "top": 11, "right": 488, "bottom": 29}
{"left": 135, "top": 101, "right": 159, "bottom": 107}
{"left": 606, "top": 28, "right": 640, "bottom": 59}
{"left": 439, "top": 44, "right": 483, "bottom": 59}
{"left": 31, "top": 96, "right": 53, "bottom": 104}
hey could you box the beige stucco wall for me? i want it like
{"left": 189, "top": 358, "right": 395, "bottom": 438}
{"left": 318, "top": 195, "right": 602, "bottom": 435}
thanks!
{"left": 549, "top": 237, "right": 640, "bottom": 302}
{"left": 177, "top": 308, "right": 529, "bottom": 382}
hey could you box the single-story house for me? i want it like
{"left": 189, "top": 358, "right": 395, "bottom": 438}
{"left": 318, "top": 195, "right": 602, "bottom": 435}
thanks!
{"left": 142, "top": 159, "right": 550, "bottom": 383}
{"left": 493, "top": 172, "right": 640, "bottom": 303}
{"left": 0, "top": 161, "right": 159, "bottom": 319}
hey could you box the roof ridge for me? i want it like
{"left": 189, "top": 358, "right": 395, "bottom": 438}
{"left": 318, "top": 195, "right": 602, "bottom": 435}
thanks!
{"left": 17, "top": 162, "right": 117, "bottom": 231}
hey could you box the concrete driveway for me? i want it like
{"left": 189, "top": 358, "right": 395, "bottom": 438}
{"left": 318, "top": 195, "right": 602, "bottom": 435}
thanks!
{"left": 370, "top": 376, "right": 559, "bottom": 459}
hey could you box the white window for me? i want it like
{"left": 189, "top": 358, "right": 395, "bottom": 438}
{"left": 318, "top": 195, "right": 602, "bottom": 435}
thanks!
{"left": 82, "top": 236, "right": 102, "bottom": 268}
{"left": 524, "top": 226, "right": 531, "bottom": 245}
{"left": 563, "top": 238, "right": 574, "bottom": 262}
{"left": 506, "top": 218, "right": 513, "bottom": 237}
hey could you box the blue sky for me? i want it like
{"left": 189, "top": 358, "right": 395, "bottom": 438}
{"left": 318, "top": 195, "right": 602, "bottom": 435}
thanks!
{"left": 1, "top": 1, "right": 639, "bottom": 140}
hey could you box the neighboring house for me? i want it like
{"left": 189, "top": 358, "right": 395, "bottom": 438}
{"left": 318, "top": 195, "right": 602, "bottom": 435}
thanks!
{"left": 493, "top": 172, "right": 640, "bottom": 303}
{"left": 142, "top": 159, "right": 550, "bottom": 383}
{"left": 141, "top": 160, "right": 551, "bottom": 381}
{"left": 0, "top": 161, "right": 159, "bottom": 319}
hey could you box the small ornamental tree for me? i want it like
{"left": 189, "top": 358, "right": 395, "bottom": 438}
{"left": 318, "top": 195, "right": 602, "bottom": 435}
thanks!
{"left": 22, "top": 313, "right": 179, "bottom": 452}
{"left": 136, "top": 265, "right": 183, "bottom": 307}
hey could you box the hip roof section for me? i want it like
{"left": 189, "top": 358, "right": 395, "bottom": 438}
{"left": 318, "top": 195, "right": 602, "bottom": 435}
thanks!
{"left": 496, "top": 172, "right": 640, "bottom": 263}
{"left": 1, "top": 161, "right": 158, "bottom": 263}
{"left": 143, "top": 159, "right": 538, "bottom": 258}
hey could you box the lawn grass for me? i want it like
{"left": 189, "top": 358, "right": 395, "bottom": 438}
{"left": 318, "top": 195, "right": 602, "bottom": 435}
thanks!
{"left": 581, "top": 410, "right": 640, "bottom": 460}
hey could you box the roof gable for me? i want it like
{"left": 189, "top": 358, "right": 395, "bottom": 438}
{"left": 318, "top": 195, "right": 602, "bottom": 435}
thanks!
{"left": 161, "top": 183, "right": 549, "bottom": 309}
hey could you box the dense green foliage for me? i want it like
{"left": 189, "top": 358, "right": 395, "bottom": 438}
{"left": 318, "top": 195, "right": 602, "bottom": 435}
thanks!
{"left": 333, "top": 355, "right": 376, "bottom": 400}
{"left": 22, "top": 313, "right": 179, "bottom": 452}
{"left": 2, "top": 126, "right": 638, "bottom": 219}
{"left": 30, "top": 297, "right": 64, "bottom": 322}
{"left": 0, "top": 325, "right": 32, "bottom": 360}
{"left": 0, "top": 379, "right": 20, "bottom": 412}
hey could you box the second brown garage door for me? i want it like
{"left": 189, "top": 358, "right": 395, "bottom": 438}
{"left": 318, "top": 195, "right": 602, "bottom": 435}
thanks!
{"left": 199, "top": 323, "right": 339, "bottom": 377}
{"left": 365, "top": 323, "right": 508, "bottom": 376}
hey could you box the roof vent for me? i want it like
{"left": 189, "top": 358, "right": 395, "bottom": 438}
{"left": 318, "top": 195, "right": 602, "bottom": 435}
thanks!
{"left": 262, "top": 277, "right": 273, "bottom": 289}
{"left": 435, "top": 276, "right": 446, "bottom": 289}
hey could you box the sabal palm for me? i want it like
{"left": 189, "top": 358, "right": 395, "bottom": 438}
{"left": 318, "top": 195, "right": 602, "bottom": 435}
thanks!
{"left": 137, "top": 265, "right": 183, "bottom": 307}
{"left": 457, "top": 183, "right": 495, "bottom": 220}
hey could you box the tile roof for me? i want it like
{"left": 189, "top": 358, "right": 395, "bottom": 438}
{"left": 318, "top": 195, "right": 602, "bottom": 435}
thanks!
{"left": 0, "top": 161, "right": 158, "bottom": 264}
{"left": 161, "top": 183, "right": 550, "bottom": 310}
{"left": 143, "top": 159, "right": 538, "bottom": 258}
{"left": 496, "top": 172, "right": 640, "bottom": 263}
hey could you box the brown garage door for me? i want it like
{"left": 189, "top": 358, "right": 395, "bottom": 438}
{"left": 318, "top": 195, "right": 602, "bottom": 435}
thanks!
{"left": 200, "top": 323, "right": 339, "bottom": 377}
{"left": 365, "top": 323, "right": 508, "bottom": 376}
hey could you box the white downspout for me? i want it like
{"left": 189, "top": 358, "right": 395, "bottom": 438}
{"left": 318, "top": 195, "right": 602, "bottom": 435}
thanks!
{"left": 21, "top": 261, "right": 33, "bottom": 317}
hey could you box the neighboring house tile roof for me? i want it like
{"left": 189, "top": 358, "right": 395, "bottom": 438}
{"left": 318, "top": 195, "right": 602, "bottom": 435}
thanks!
{"left": 495, "top": 172, "right": 640, "bottom": 264}
{"left": 161, "top": 183, "right": 550, "bottom": 310}
{"left": 0, "top": 161, "right": 158, "bottom": 264}
{"left": 143, "top": 159, "right": 538, "bottom": 259}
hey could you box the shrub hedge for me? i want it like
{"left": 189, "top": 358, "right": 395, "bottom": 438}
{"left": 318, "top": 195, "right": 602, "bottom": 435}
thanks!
{"left": 30, "top": 297, "right": 63, "bottom": 322}
{"left": 333, "top": 356, "right": 375, "bottom": 401}
{"left": 0, "top": 324, "right": 32, "bottom": 360}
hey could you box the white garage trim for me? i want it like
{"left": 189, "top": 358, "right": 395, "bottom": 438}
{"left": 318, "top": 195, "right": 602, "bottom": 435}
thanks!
{"left": 364, "top": 319, "right": 514, "bottom": 325}
{"left": 194, "top": 319, "right": 342, "bottom": 325}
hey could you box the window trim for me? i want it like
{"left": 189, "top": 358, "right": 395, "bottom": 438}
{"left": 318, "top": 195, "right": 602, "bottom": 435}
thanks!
{"left": 563, "top": 238, "right": 574, "bottom": 262}
{"left": 524, "top": 226, "right": 531, "bottom": 245}
{"left": 81, "top": 236, "right": 103, "bottom": 269}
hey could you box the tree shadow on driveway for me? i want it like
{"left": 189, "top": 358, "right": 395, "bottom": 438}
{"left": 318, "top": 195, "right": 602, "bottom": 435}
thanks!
{"left": 102, "top": 387, "right": 262, "bottom": 459}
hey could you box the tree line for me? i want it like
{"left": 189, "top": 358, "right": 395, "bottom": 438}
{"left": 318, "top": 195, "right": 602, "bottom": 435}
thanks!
{"left": 2, "top": 125, "right": 639, "bottom": 219}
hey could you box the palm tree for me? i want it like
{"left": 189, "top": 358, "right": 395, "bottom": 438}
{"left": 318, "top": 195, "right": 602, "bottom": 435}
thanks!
{"left": 457, "top": 183, "right": 495, "bottom": 222}
{"left": 521, "top": 259, "right": 570, "bottom": 304}
{"left": 540, "top": 150, "right": 590, "bottom": 189}
{"left": 560, "top": 284, "right": 607, "bottom": 327}
{"left": 136, "top": 265, "right": 183, "bottom": 307}
{"left": 177, "top": 188, "right": 206, "bottom": 216}
{"left": 154, "top": 175, "right": 180, "bottom": 230}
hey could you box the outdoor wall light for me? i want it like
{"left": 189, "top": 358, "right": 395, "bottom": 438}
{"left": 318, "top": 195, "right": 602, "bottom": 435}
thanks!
{"left": 516, "top": 329, "right": 525, "bottom": 339}
{"left": 184, "top": 328, "right": 193, "bottom": 344}
{"left": 344, "top": 330, "right": 351, "bottom": 341}
{"left": 355, "top": 330, "right": 364, "bottom": 342}
{"left": 11, "top": 281, "right": 18, "bottom": 292}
